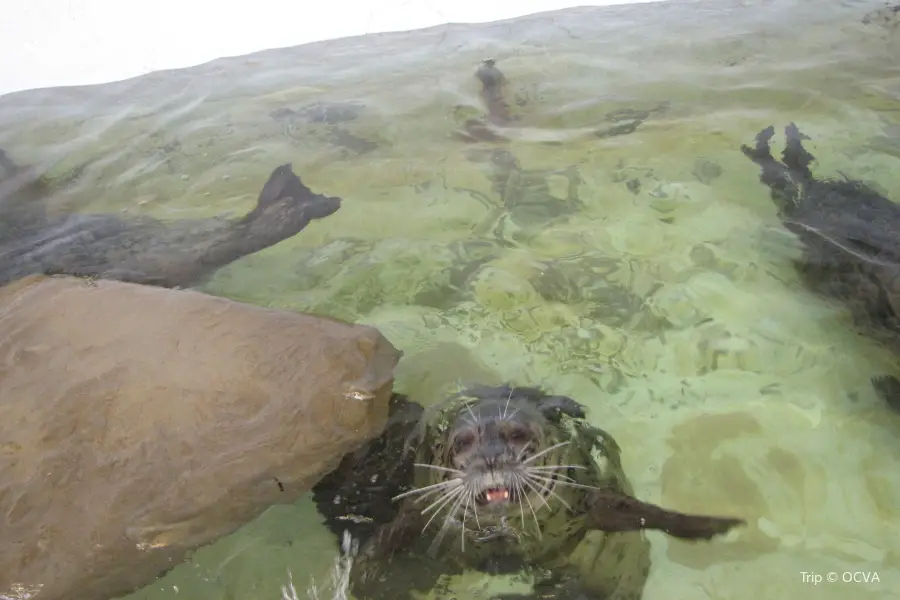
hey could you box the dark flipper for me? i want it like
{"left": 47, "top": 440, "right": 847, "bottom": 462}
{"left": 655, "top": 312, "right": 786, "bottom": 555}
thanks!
{"left": 535, "top": 392, "right": 587, "bottom": 422}
{"left": 739, "top": 125, "right": 777, "bottom": 165}
{"left": 740, "top": 125, "right": 802, "bottom": 213}
{"left": 782, "top": 122, "right": 815, "bottom": 180}
{"left": 246, "top": 162, "right": 341, "bottom": 221}
{"left": 255, "top": 163, "right": 311, "bottom": 208}
{"left": 586, "top": 490, "right": 745, "bottom": 541}
{"left": 871, "top": 375, "right": 900, "bottom": 413}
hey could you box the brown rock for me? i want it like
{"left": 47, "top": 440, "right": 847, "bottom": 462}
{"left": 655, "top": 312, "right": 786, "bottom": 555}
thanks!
{"left": 0, "top": 275, "right": 401, "bottom": 600}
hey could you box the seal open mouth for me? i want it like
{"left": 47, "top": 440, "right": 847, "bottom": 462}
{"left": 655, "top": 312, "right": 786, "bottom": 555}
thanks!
{"left": 478, "top": 486, "right": 511, "bottom": 505}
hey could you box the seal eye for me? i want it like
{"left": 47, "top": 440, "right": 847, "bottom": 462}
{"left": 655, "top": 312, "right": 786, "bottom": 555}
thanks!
{"left": 505, "top": 428, "right": 529, "bottom": 443}
{"left": 453, "top": 431, "right": 475, "bottom": 452}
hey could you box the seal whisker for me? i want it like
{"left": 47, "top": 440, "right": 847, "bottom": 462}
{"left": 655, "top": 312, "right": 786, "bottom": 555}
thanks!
{"left": 413, "top": 463, "right": 465, "bottom": 476}
{"left": 459, "top": 487, "right": 476, "bottom": 552}
{"left": 463, "top": 402, "right": 479, "bottom": 425}
{"left": 521, "top": 440, "right": 570, "bottom": 464}
{"left": 516, "top": 471, "right": 553, "bottom": 511}
{"left": 422, "top": 491, "right": 468, "bottom": 549}
{"left": 410, "top": 489, "right": 454, "bottom": 505}
{"left": 524, "top": 472, "right": 567, "bottom": 487}
{"left": 502, "top": 387, "right": 514, "bottom": 420}
{"left": 392, "top": 478, "right": 461, "bottom": 502}
{"left": 459, "top": 500, "right": 468, "bottom": 552}
{"left": 526, "top": 464, "right": 586, "bottom": 472}
{"left": 428, "top": 486, "right": 470, "bottom": 554}
{"left": 513, "top": 477, "right": 527, "bottom": 531}
{"left": 513, "top": 472, "right": 543, "bottom": 538}
{"left": 525, "top": 464, "right": 582, "bottom": 473}
{"left": 471, "top": 486, "right": 482, "bottom": 530}
{"left": 515, "top": 442, "right": 531, "bottom": 462}
{"left": 420, "top": 484, "right": 465, "bottom": 519}
{"left": 524, "top": 466, "right": 581, "bottom": 483}
{"left": 531, "top": 472, "right": 576, "bottom": 484}
{"left": 529, "top": 474, "right": 605, "bottom": 494}
{"left": 420, "top": 483, "right": 465, "bottom": 515}
{"left": 522, "top": 473, "right": 573, "bottom": 511}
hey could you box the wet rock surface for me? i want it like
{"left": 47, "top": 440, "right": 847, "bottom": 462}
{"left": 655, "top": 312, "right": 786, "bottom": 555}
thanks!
{"left": 0, "top": 275, "right": 401, "bottom": 600}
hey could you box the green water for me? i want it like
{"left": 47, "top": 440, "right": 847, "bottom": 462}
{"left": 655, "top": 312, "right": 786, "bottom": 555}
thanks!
{"left": 3, "top": 0, "right": 900, "bottom": 598}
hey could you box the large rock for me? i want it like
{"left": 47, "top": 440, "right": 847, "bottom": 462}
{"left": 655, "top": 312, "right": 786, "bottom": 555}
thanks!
{"left": 0, "top": 275, "right": 401, "bottom": 600}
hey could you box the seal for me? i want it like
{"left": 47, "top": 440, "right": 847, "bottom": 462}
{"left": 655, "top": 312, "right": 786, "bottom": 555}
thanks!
{"left": 0, "top": 151, "right": 342, "bottom": 288}
{"left": 312, "top": 385, "right": 745, "bottom": 600}
{"left": 475, "top": 58, "right": 513, "bottom": 126}
{"left": 456, "top": 59, "right": 517, "bottom": 144}
{"left": 741, "top": 123, "right": 900, "bottom": 412}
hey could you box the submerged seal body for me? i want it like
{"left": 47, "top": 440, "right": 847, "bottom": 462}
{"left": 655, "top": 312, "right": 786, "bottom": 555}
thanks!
{"left": 313, "top": 385, "right": 745, "bottom": 600}
{"left": 741, "top": 123, "right": 900, "bottom": 411}
{"left": 456, "top": 59, "right": 516, "bottom": 144}
{"left": 475, "top": 58, "right": 513, "bottom": 126}
{"left": 0, "top": 153, "right": 341, "bottom": 288}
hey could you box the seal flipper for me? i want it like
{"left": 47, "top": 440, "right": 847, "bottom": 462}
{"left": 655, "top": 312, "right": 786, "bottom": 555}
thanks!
{"left": 740, "top": 125, "right": 802, "bottom": 213}
{"left": 255, "top": 163, "right": 302, "bottom": 209}
{"left": 535, "top": 393, "right": 586, "bottom": 422}
{"left": 739, "top": 125, "right": 777, "bottom": 165}
{"left": 250, "top": 163, "right": 341, "bottom": 221}
{"left": 782, "top": 122, "right": 815, "bottom": 181}
{"left": 586, "top": 490, "right": 745, "bottom": 541}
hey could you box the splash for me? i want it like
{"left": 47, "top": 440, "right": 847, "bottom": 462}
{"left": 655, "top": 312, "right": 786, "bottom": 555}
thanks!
{"left": 281, "top": 531, "right": 358, "bottom": 600}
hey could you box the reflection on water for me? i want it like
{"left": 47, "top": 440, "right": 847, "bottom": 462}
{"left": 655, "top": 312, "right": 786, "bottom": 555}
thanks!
{"left": 2, "top": 0, "right": 900, "bottom": 598}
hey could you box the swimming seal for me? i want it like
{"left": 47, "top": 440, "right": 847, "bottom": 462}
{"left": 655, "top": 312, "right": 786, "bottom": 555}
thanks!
{"left": 312, "top": 385, "right": 745, "bottom": 600}
{"left": 456, "top": 59, "right": 516, "bottom": 143}
{"left": 475, "top": 58, "right": 513, "bottom": 126}
{"left": 741, "top": 123, "right": 900, "bottom": 412}
{"left": 0, "top": 152, "right": 342, "bottom": 288}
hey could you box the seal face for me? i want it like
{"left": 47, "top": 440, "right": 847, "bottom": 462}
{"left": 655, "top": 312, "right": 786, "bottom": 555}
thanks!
{"left": 401, "top": 387, "right": 594, "bottom": 563}
{"left": 440, "top": 395, "right": 547, "bottom": 509}
{"left": 312, "top": 385, "right": 744, "bottom": 600}
{"left": 429, "top": 392, "right": 561, "bottom": 509}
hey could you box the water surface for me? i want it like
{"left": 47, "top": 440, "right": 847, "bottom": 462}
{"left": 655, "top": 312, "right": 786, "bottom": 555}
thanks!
{"left": 2, "top": 0, "right": 899, "bottom": 598}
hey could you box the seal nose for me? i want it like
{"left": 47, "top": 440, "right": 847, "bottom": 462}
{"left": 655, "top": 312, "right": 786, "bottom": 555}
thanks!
{"left": 479, "top": 439, "right": 508, "bottom": 465}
